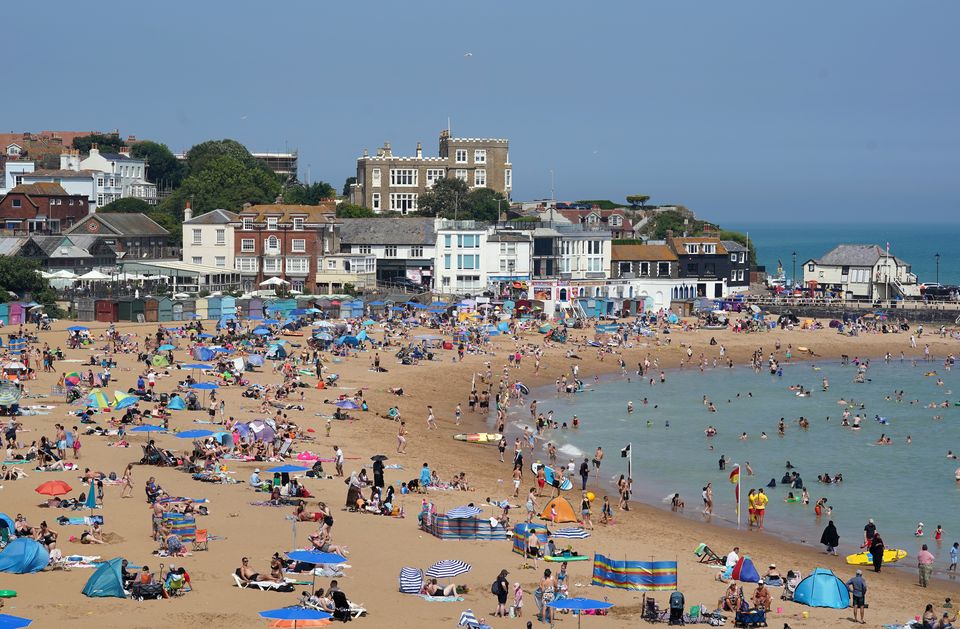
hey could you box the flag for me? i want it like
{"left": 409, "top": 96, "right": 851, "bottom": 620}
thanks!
{"left": 621, "top": 444, "right": 631, "bottom": 458}
{"left": 729, "top": 464, "right": 740, "bottom": 515}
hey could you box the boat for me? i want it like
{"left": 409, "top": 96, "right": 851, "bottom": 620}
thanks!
{"left": 453, "top": 433, "right": 502, "bottom": 444}
{"left": 845, "top": 549, "right": 907, "bottom": 565}
{"left": 531, "top": 462, "right": 573, "bottom": 491}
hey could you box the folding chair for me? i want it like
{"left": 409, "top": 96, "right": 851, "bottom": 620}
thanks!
{"left": 192, "top": 528, "right": 208, "bottom": 551}
{"left": 694, "top": 543, "right": 725, "bottom": 565}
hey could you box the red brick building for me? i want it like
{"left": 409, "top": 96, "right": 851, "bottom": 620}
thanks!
{"left": 230, "top": 203, "right": 340, "bottom": 293}
{"left": 0, "top": 182, "right": 89, "bottom": 234}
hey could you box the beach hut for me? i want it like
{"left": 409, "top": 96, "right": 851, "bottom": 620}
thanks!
{"left": 82, "top": 557, "right": 126, "bottom": 598}
{"left": 247, "top": 297, "right": 264, "bottom": 319}
{"left": 116, "top": 298, "right": 133, "bottom": 322}
{"left": 206, "top": 295, "right": 222, "bottom": 320}
{"left": 130, "top": 298, "right": 146, "bottom": 323}
{"left": 171, "top": 300, "right": 184, "bottom": 321}
{"left": 512, "top": 523, "right": 550, "bottom": 556}
{"left": 143, "top": 298, "right": 159, "bottom": 322}
{"left": 419, "top": 503, "right": 508, "bottom": 541}
{"left": 268, "top": 298, "right": 296, "bottom": 319}
{"left": 235, "top": 298, "right": 250, "bottom": 319}
{"left": 0, "top": 538, "right": 49, "bottom": 573}
{"left": 157, "top": 297, "right": 173, "bottom": 322}
{"left": 793, "top": 568, "right": 850, "bottom": 609}
{"left": 221, "top": 295, "right": 236, "bottom": 319}
{"left": 95, "top": 299, "right": 119, "bottom": 323}
{"left": 0, "top": 303, "right": 8, "bottom": 325}
{"left": 539, "top": 497, "right": 579, "bottom": 523}
{"left": 181, "top": 298, "right": 196, "bottom": 320}
{"left": 7, "top": 302, "right": 24, "bottom": 325}
{"left": 194, "top": 297, "right": 208, "bottom": 320}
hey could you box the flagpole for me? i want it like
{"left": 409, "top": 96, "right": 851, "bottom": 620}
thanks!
{"left": 737, "top": 463, "right": 741, "bottom": 529}
{"left": 628, "top": 442, "right": 632, "bottom": 482}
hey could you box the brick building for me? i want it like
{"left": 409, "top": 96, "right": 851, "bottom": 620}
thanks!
{"left": 0, "top": 182, "right": 89, "bottom": 234}
{"left": 350, "top": 129, "right": 511, "bottom": 214}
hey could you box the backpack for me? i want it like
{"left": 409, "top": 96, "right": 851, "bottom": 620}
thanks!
{"left": 491, "top": 579, "right": 501, "bottom": 595}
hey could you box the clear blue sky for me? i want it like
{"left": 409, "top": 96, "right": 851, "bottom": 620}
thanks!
{"left": 7, "top": 1, "right": 958, "bottom": 222}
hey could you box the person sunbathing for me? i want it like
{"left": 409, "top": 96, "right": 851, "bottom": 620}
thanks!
{"left": 80, "top": 522, "right": 105, "bottom": 544}
{"left": 269, "top": 555, "right": 286, "bottom": 583}
{"left": 238, "top": 557, "right": 262, "bottom": 583}
{"left": 422, "top": 578, "right": 458, "bottom": 597}
{"left": 307, "top": 530, "right": 349, "bottom": 556}
{"left": 302, "top": 588, "right": 335, "bottom": 611}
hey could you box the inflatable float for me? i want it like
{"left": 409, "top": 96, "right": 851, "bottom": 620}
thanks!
{"left": 531, "top": 462, "right": 573, "bottom": 491}
{"left": 452, "top": 433, "right": 502, "bottom": 444}
{"left": 544, "top": 555, "right": 589, "bottom": 562}
{"left": 845, "top": 549, "right": 907, "bottom": 565}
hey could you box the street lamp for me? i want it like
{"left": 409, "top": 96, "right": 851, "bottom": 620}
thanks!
{"left": 935, "top": 252, "right": 940, "bottom": 285}
{"left": 792, "top": 251, "right": 797, "bottom": 289}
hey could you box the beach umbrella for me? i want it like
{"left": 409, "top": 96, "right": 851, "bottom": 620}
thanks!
{"left": 0, "top": 614, "right": 32, "bottom": 629}
{"left": 258, "top": 608, "right": 331, "bottom": 628}
{"left": 67, "top": 325, "right": 88, "bottom": 332}
{"left": 3, "top": 362, "right": 27, "bottom": 372}
{"left": 313, "top": 332, "right": 333, "bottom": 341}
{"left": 331, "top": 399, "right": 360, "bottom": 410}
{"left": 259, "top": 277, "right": 290, "bottom": 287}
{"left": 370, "top": 455, "right": 389, "bottom": 462}
{"left": 85, "top": 389, "right": 111, "bottom": 409}
{"left": 182, "top": 363, "right": 212, "bottom": 370}
{"left": 113, "top": 396, "right": 139, "bottom": 410}
{"left": 425, "top": 559, "right": 471, "bottom": 579}
{"left": 158, "top": 344, "right": 175, "bottom": 351}
{"left": 35, "top": 480, "right": 73, "bottom": 496}
{"left": 263, "top": 319, "right": 280, "bottom": 325}
{"left": 547, "top": 597, "right": 614, "bottom": 628}
{"left": 176, "top": 430, "right": 215, "bottom": 439}
{"left": 361, "top": 319, "right": 376, "bottom": 326}
{"left": 190, "top": 382, "right": 219, "bottom": 390}
{"left": 197, "top": 333, "right": 215, "bottom": 339}
{"left": 253, "top": 328, "right": 271, "bottom": 336}
{"left": 64, "top": 372, "right": 82, "bottom": 388}
{"left": 0, "top": 383, "right": 22, "bottom": 405}
{"left": 445, "top": 506, "right": 482, "bottom": 519}
{"left": 552, "top": 527, "right": 591, "bottom": 539}
{"left": 268, "top": 465, "right": 309, "bottom": 473}
{"left": 285, "top": 550, "right": 347, "bottom": 588}
{"left": 129, "top": 424, "right": 165, "bottom": 436}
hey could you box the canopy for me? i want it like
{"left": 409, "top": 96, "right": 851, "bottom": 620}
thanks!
{"left": 286, "top": 550, "right": 346, "bottom": 565}
{"left": 793, "top": 568, "right": 850, "bottom": 609}
{"left": 0, "top": 383, "right": 22, "bottom": 405}
{"left": 35, "top": 480, "right": 73, "bottom": 496}
{"left": 51, "top": 269, "right": 78, "bottom": 279}
{"left": 0, "top": 614, "right": 32, "bottom": 629}
{"left": 82, "top": 557, "right": 126, "bottom": 598}
{"left": 0, "top": 538, "right": 49, "bottom": 574}
{"left": 260, "top": 277, "right": 290, "bottom": 286}
{"left": 176, "top": 430, "right": 214, "bottom": 439}
{"left": 539, "top": 496, "right": 578, "bottom": 523}
{"left": 553, "top": 527, "right": 590, "bottom": 539}
{"left": 78, "top": 270, "right": 110, "bottom": 281}
{"left": 268, "top": 464, "right": 309, "bottom": 473}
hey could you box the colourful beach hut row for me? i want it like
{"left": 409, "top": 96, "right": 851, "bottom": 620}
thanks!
{"left": 0, "top": 302, "right": 30, "bottom": 326}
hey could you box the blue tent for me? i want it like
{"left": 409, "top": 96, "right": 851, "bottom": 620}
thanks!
{"left": 0, "top": 513, "right": 14, "bottom": 533}
{"left": 793, "top": 568, "right": 850, "bottom": 609}
{"left": 193, "top": 347, "right": 215, "bottom": 361}
{"left": 82, "top": 557, "right": 126, "bottom": 598}
{"left": 266, "top": 343, "right": 288, "bottom": 359}
{"left": 166, "top": 395, "right": 186, "bottom": 410}
{"left": 0, "top": 538, "right": 49, "bottom": 574}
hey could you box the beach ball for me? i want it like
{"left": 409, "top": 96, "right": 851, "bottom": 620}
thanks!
{"left": 586, "top": 491, "right": 595, "bottom": 502}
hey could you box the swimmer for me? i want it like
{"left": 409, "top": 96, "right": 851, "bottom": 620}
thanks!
{"left": 916, "top": 522, "right": 925, "bottom": 537}
{"left": 739, "top": 432, "right": 748, "bottom": 441}
{"left": 760, "top": 432, "right": 768, "bottom": 439}
{"left": 745, "top": 462, "right": 754, "bottom": 476}
{"left": 627, "top": 401, "right": 634, "bottom": 414}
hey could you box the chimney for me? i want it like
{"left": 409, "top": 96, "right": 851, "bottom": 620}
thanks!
{"left": 89, "top": 144, "right": 100, "bottom": 159}
{"left": 119, "top": 145, "right": 130, "bottom": 157}
{"left": 416, "top": 142, "right": 422, "bottom": 158}
{"left": 383, "top": 141, "right": 392, "bottom": 157}
{"left": 60, "top": 148, "right": 80, "bottom": 171}
{"left": 666, "top": 229, "right": 674, "bottom": 239}
{"left": 362, "top": 148, "right": 369, "bottom": 158}
{"left": 183, "top": 200, "right": 193, "bottom": 223}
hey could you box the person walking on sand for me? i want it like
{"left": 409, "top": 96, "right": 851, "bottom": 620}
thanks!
{"left": 918, "top": 544, "right": 935, "bottom": 587}
{"left": 593, "top": 446, "right": 603, "bottom": 472}
{"left": 120, "top": 463, "right": 134, "bottom": 499}
{"left": 334, "top": 445, "right": 344, "bottom": 477}
{"left": 579, "top": 458, "right": 589, "bottom": 491}
{"left": 869, "top": 530, "right": 885, "bottom": 572}
{"left": 396, "top": 421, "right": 407, "bottom": 454}
{"left": 426, "top": 406, "right": 437, "bottom": 430}
{"left": 846, "top": 569, "right": 867, "bottom": 624}
{"left": 703, "top": 483, "right": 714, "bottom": 515}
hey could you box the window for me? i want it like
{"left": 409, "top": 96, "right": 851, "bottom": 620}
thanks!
{"left": 444, "top": 235, "right": 451, "bottom": 248}
{"left": 390, "top": 169, "right": 417, "bottom": 186}
{"left": 739, "top": 252, "right": 746, "bottom": 263}
{"left": 291, "top": 239, "right": 306, "bottom": 252}
{"left": 457, "top": 254, "right": 480, "bottom": 270}
{"left": 215, "top": 256, "right": 226, "bottom": 268}
{"left": 266, "top": 217, "right": 278, "bottom": 230}
{"left": 192, "top": 229, "right": 202, "bottom": 245}
{"left": 587, "top": 240, "right": 603, "bottom": 254}
{"left": 14, "top": 175, "right": 23, "bottom": 186}
{"left": 455, "top": 169, "right": 467, "bottom": 182}
{"left": 808, "top": 263, "right": 815, "bottom": 272}
{"left": 215, "top": 229, "right": 225, "bottom": 245}
{"left": 242, "top": 217, "right": 252, "bottom": 230}
{"left": 639, "top": 262, "right": 650, "bottom": 276}
{"left": 609, "top": 215, "right": 622, "bottom": 226}
{"left": 11, "top": 199, "right": 20, "bottom": 208}
{"left": 426, "top": 169, "right": 445, "bottom": 187}
{"left": 385, "top": 245, "right": 397, "bottom": 257}
{"left": 457, "top": 234, "right": 480, "bottom": 248}
{"left": 97, "top": 177, "right": 104, "bottom": 187}
{"left": 703, "top": 244, "right": 716, "bottom": 254}
{"left": 499, "top": 242, "right": 516, "bottom": 255}
{"left": 371, "top": 193, "right": 381, "bottom": 211}
{"left": 687, "top": 263, "right": 698, "bottom": 274}
{"left": 657, "top": 262, "right": 670, "bottom": 276}
{"left": 474, "top": 149, "right": 486, "bottom": 164}
{"left": 263, "top": 258, "right": 281, "bottom": 273}
{"left": 286, "top": 258, "right": 309, "bottom": 273}
{"left": 410, "top": 246, "right": 423, "bottom": 257}
{"left": 292, "top": 217, "right": 304, "bottom": 231}
{"left": 685, "top": 244, "right": 699, "bottom": 254}
{"left": 444, "top": 254, "right": 451, "bottom": 270}
{"left": 327, "top": 259, "right": 337, "bottom": 269}
{"left": 97, "top": 195, "right": 104, "bottom": 206}
{"left": 358, "top": 245, "right": 371, "bottom": 254}
{"left": 587, "top": 258, "right": 603, "bottom": 273}
{"left": 241, "top": 238, "right": 255, "bottom": 252}
{"left": 455, "top": 149, "right": 467, "bottom": 163}
{"left": 192, "top": 256, "right": 202, "bottom": 265}
{"left": 499, "top": 258, "right": 516, "bottom": 272}
{"left": 731, "top": 253, "right": 738, "bottom": 261}
{"left": 442, "top": 276, "right": 450, "bottom": 287}
{"left": 372, "top": 168, "right": 381, "bottom": 187}
{"left": 850, "top": 268, "right": 870, "bottom": 283}
{"left": 704, "top": 263, "right": 716, "bottom": 275}
{"left": 389, "top": 193, "right": 417, "bottom": 214}
{"left": 266, "top": 235, "right": 280, "bottom": 251}
{"left": 474, "top": 169, "right": 486, "bottom": 187}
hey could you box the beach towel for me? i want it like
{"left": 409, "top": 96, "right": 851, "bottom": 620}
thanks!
{"left": 56, "top": 516, "right": 104, "bottom": 526}
{"left": 420, "top": 595, "right": 464, "bottom": 602}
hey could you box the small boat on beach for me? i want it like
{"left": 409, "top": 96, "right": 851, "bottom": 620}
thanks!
{"left": 845, "top": 549, "right": 907, "bottom": 565}
{"left": 452, "top": 432, "right": 502, "bottom": 444}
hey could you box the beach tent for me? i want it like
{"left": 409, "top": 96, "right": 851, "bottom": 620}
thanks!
{"left": 398, "top": 567, "right": 423, "bottom": 594}
{"left": 193, "top": 347, "right": 216, "bottom": 361}
{"left": 266, "top": 343, "right": 288, "bottom": 359}
{"left": 512, "top": 523, "right": 550, "bottom": 556}
{"left": 167, "top": 395, "right": 186, "bottom": 410}
{"left": 793, "top": 568, "right": 850, "bottom": 609}
{"left": 419, "top": 504, "right": 507, "bottom": 541}
{"left": 82, "top": 557, "right": 126, "bottom": 598}
{"left": 0, "top": 538, "right": 49, "bottom": 574}
{"left": 539, "top": 497, "right": 579, "bottom": 523}
{"left": 731, "top": 555, "right": 760, "bottom": 583}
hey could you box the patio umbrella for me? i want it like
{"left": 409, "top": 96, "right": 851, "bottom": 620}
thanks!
{"left": 176, "top": 430, "right": 215, "bottom": 439}
{"left": 445, "top": 506, "right": 482, "bottom": 519}
{"left": 67, "top": 325, "right": 88, "bottom": 332}
{"left": 85, "top": 389, "right": 111, "bottom": 409}
{"left": 0, "top": 383, "right": 22, "bottom": 405}
{"left": 197, "top": 333, "right": 215, "bottom": 339}
{"left": 64, "top": 372, "right": 82, "bottom": 388}
{"left": 35, "top": 480, "right": 73, "bottom": 496}
{"left": 262, "top": 319, "right": 280, "bottom": 325}
{"left": 286, "top": 550, "right": 348, "bottom": 590}
{"left": 129, "top": 425, "right": 165, "bottom": 436}
{"left": 259, "top": 277, "right": 290, "bottom": 287}
{"left": 425, "top": 559, "right": 471, "bottom": 579}
{"left": 258, "top": 608, "right": 331, "bottom": 628}
{"left": 0, "top": 614, "right": 32, "bottom": 629}
{"left": 252, "top": 328, "right": 271, "bottom": 336}
{"left": 546, "top": 597, "right": 614, "bottom": 628}
{"left": 158, "top": 344, "right": 175, "bottom": 351}
{"left": 313, "top": 332, "right": 333, "bottom": 341}
{"left": 552, "top": 527, "right": 591, "bottom": 539}
{"left": 332, "top": 399, "right": 360, "bottom": 410}
{"left": 190, "top": 382, "right": 219, "bottom": 390}
{"left": 268, "top": 465, "right": 309, "bottom": 473}
{"left": 370, "top": 455, "right": 388, "bottom": 462}
{"left": 182, "top": 363, "right": 212, "bottom": 370}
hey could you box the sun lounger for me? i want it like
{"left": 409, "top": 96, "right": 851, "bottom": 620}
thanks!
{"left": 694, "top": 543, "right": 725, "bottom": 565}
{"left": 231, "top": 572, "right": 294, "bottom": 592}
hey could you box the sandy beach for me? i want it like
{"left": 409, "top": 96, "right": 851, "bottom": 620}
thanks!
{"left": 0, "top": 317, "right": 955, "bottom": 628}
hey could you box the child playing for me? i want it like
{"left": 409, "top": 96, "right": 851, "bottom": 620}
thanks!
{"left": 550, "top": 503, "right": 557, "bottom": 524}
{"left": 513, "top": 582, "right": 523, "bottom": 617}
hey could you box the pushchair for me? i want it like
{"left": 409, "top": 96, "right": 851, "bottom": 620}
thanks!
{"left": 642, "top": 594, "right": 669, "bottom": 622}
{"left": 734, "top": 608, "right": 767, "bottom": 628}
{"left": 780, "top": 570, "right": 801, "bottom": 601}
{"left": 668, "top": 591, "right": 685, "bottom": 625}
{"left": 130, "top": 582, "right": 165, "bottom": 600}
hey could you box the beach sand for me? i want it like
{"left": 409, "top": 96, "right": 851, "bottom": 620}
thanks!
{"left": 0, "top": 319, "right": 954, "bottom": 628}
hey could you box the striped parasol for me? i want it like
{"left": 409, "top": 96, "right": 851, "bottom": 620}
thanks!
{"left": 64, "top": 372, "right": 82, "bottom": 388}
{"left": 425, "top": 559, "right": 471, "bottom": 579}
{"left": 445, "top": 506, "right": 481, "bottom": 519}
{"left": 0, "top": 382, "right": 22, "bottom": 405}
{"left": 552, "top": 527, "right": 591, "bottom": 539}
{"left": 458, "top": 610, "right": 481, "bottom": 629}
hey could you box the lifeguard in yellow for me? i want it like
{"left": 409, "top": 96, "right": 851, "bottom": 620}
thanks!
{"left": 754, "top": 489, "right": 769, "bottom": 528}
{"left": 746, "top": 489, "right": 757, "bottom": 527}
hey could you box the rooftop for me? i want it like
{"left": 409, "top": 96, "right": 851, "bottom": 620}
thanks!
{"left": 720, "top": 240, "right": 748, "bottom": 252}
{"left": 8, "top": 182, "right": 72, "bottom": 196}
{"left": 26, "top": 169, "right": 100, "bottom": 178}
{"left": 813, "top": 244, "right": 907, "bottom": 267}
{"left": 236, "top": 203, "right": 337, "bottom": 223}
{"left": 66, "top": 213, "right": 170, "bottom": 237}
{"left": 611, "top": 243, "right": 678, "bottom": 261}
{"left": 339, "top": 217, "right": 436, "bottom": 245}
{"left": 183, "top": 209, "right": 239, "bottom": 225}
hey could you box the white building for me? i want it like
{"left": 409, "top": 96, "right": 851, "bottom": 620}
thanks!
{"left": 0, "top": 161, "right": 35, "bottom": 196}
{"left": 339, "top": 217, "right": 437, "bottom": 287}
{"left": 181, "top": 206, "right": 238, "bottom": 271}
{"left": 558, "top": 228, "right": 612, "bottom": 280}
{"left": 19, "top": 153, "right": 102, "bottom": 212}
{"left": 803, "top": 244, "right": 920, "bottom": 300}
{"left": 80, "top": 146, "right": 157, "bottom": 205}
{"left": 485, "top": 231, "right": 533, "bottom": 290}
{"left": 434, "top": 220, "right": 491, "bottom": 295}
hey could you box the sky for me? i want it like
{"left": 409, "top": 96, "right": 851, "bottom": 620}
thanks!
{"left": 6, "top": 1, "right": 959, "bottom": 223}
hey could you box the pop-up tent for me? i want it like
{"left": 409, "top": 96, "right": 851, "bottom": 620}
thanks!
{"left": 166, "top": 395, "right": 186, "bottom": 410}
{"left": 793, "top": 568, "right": 850, "bottom": 608}
{"left": 398, "top": 567, "right": 423, "bottom": 594}
{"left": 0, "top": 537, "right": 49, "bottom": 573}
{"left": 82, "top": 557, "right": 126, "bottom": 597}
{"left": 731, "top": 555, "right": 760, "bottom": 583}
{"left": 539, "top": 497, "right": 578, "bottom": 523}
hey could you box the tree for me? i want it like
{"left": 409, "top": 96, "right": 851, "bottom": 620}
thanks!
{"left": 98, "top": 198, "right": 152, "bottom": 213}
{"left": 160, "top": 154, "right": 281, "bottom": 221}
{"left": 342, "top": 176, "right": 357, "bottom": 197}
{"left": 284, "top": 182, "right": 336, "bottom": 205}
{"left": 183, "top": 139, "right": 264, "bottom": 177}
{"left": 416, "top": 177, "right": 470, "bottom": 218}
{"left": 0, "top": 257, "right": 56, "bottom": 308}
{"left": 72, "top": 133, "right": 125, "bottom": 154}
{"left": 464, "top": 187, "right": 509, "bottom": 222}
{"left": 577, "top": 199, "right": 623, "bottom": 210}
{"left": 336, "top": 203, "right": 376, "bottom": 218}
{"left": 626, "top": 195, "right": 651, "bottom": 208}
{"left": 649, "top": 210, "right": 696, "bottom": 239}
{"left": 131, "top": 141, "right": 183, "bottom": 188}
{"left": 147, "top": 210, "right": 182, "bottom": 244}
{"left": 39, "top": 154, "right": 60, "bottom": 169}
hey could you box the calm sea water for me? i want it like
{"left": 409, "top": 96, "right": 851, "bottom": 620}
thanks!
{"left": 726, "top": 222, "right": 960, "bottom": 286}
{"left": 505, "top": 358, "right": 960, "bottom": 568}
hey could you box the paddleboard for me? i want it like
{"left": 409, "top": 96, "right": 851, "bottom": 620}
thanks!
{"left": 453, "top": 433, "right": 502, "bottom": 444}
{"left": 531, "top": 462, "right": 573, "bottom": 491}
{"left": 544, "top": 555, "right": 589, "bottom": 562}
{"left": 845, "top": 549, "right": 907, "bottom": 565}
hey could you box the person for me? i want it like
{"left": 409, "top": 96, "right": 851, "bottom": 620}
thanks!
{"left": 846, "top": 569, "right": 867, "bottom": 624}
{"left": 820, "top": 520, "right": 840, "bottom": 555}
{"left": 423, "top": 577, "right": 457, "bottom": 597}
{"left": 538, "top": 568, "right": 556, "bottom": 623}
{"left": 249, "top": 468, "right": 263, "bottom": 488}
{"left": 863, "top": 518, "right": 877, "bottom": 547}
{"left": 333, "top": 445, "right": 344, "bottom": 477}
{"left": 950, "top": 542, "right": 958, "bottom": 574}
{"left": 580, "top": 492, "right": 593, "bottom": 529}
{"left": 751, "top": 581, "right": 771, "bottom": 610}
{"left": 493, "top": 569, "right": 509, "bottom": 617}
{"left": 239, "top": 557, "right": 261, "bottom": 583}
{"left": 918, "top": 544, "right": 936, "bottom": 587}
{"left": 513, "top": 582, "right": 524, "bottom": 618}
{"left": 725, "top": 546, "right": 740, "bottom": 571}
{"left": 719, "top": 582, "right": 740, "bottom": 611}
{"left": 579, "top": 458, "right": 589, "bottom": 490}
{"left": 923, "top": 604, "right": 938, "bottom": 629}
{"left": 870, "top": 530, "right": 885, "bottom": 572}
{"left": 754, "top": 488, "right": 768, "bottom": 527}
{"left": 120, "top": 463, "right": 134, "bottom": 499}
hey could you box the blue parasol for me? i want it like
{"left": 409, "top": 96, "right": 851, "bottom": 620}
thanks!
{"left": 190, "top": 382, "right": 219, "bottom": 390}
{"left": 0, "top": 613, "right": 33, "bottom": 629}
{"left": 158, "top": 344, "right": 175, "bottom": 351}
{"left": 262, "top": 319, "right": 280, "bottom": 325}
{"left": 85, "top": 479, "right": 97, "bottom": 512}
{"left": 332, "top": 399, "right": 360, "bottom": 410}
{"left": 129, "top": 424, "right": 165, "bottom": 434}
{"left": 197, "top": 332, "right": 215, "bottom": 338}
{"left": 257, "top": 608, "right": 331, "bottom": 626}
{"left": 182, "top": 363, "right": 213, "bottom": 370}
{"left": 176, "top": 430, "right": 215, "bottom": 439}
{"left": 547, "top": 597, "right": 614, "bottom": 628}
{"left": 252, "top": 328, "right": 271, "bottom": 335}
{"left": 267, "top": 464, "right": 309, "bottom": 473}
{"left": 67, "top": 326, "right": 88, "bottom": 332}
{"left": 113, "top": 396, "right": 139, "bottom": 410}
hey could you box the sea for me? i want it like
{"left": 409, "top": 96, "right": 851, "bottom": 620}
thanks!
{"left": 502, "top": 358, "right": 960, "bottom": 570}
{"left": 725, "top": 222, "right": 960, "bottom": 287}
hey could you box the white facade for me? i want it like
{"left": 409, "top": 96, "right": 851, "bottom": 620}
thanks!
{"left": 19, "top": 169, "right": 101, "bottom": 213}
{"left": 558, "top": 232, "right": 612, "bottom": 279}
{"left": 80, "top": 147, "right": 157, "bottom": 205}
{"left": 182, "top": 209, "right": 237, "bottom": 271}
{"left": 434, "top": 221, "right": 490, "bottom": 295}
{"left": 485, "top": 235, "right": 532, "bottom": 285}
{"left": 0, "top": 161, "right": 35, "bottom": 196}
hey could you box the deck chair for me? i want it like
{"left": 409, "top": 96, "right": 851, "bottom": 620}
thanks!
{"left": 686, "top": 606, "right": 701, "bottom": 624}
{"left": 331, "top": 590, "right": 353, "bottom": 621}
{"left": 277, "top": 439, "right": 293, "bottom": 457}
{"left": 192, "top": 528, "right": 208, "bottom": 551}
{"left": 694, "top": 543, "right": 725, "bottom": 565}
{"left": 642, "top": 594, "right": 669, "bottom": 623}
{"left": 231, "top": 571, "right": 293, "bottom": 592}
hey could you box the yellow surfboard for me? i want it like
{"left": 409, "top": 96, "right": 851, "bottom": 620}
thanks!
{"left": 845, "top": 549, "right": 907, "bottom": 565}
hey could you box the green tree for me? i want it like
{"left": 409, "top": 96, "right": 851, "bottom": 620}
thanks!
{"left": 336, "top": 203, "right": 376, "bottom": 218}
{"left": 183, "top": 139, "right": 264, "bottom": 177}
{"left": 131, "top": 141, "right": 183, "bottom": 188}
{"left": 72, "top": 133, "right": 125, "bottom": 154}
{"left": 464, "top": 187, "right": 510, "bottom": 222}
{"left": 0, "top": 257, "right": 57, "bottom": 309}
{"left": 160, "top": 154, "right": 281, "bottom": 221}
{"left": 98, "top": 198, "right": 152, "bottom": 213}
{"left": 342, "top": 176, "right": 357, "bottom": 197}
{"left": 416, "top": 177, "right": 470, "bottom": 218}
{"left": 147, "top": 210, "right": 182, "bottom": 244}
{"left": 649, "top": 210, "right": 701, "bottom": 239}
{"left": 626, "top": 194, "right": 650, "bottom": 208}
{"left": 284, "top": 182, "right": 336, "bottom": 205}
{"left": 577, "top": 199, "right": 623, "bottom": 210}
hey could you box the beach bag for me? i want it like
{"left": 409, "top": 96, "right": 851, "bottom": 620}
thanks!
{"left": 492, "top": 579, "right": 501, "bottom": 595}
